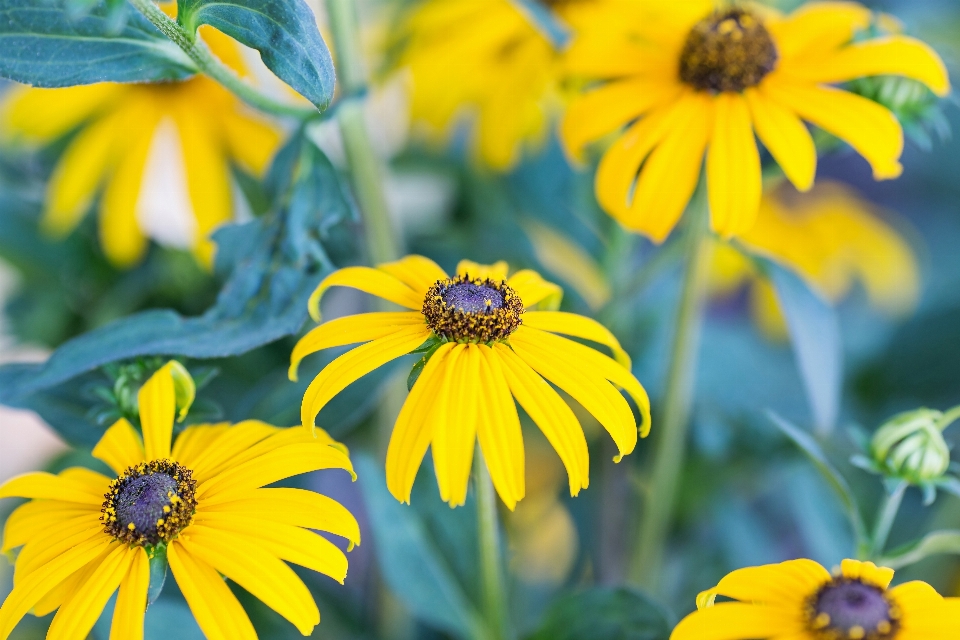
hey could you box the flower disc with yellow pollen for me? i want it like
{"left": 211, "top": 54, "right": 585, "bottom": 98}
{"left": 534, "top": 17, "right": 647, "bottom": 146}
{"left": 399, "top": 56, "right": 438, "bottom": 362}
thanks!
{"left": 290, "top": 255, "right": 652, "bottom": 509}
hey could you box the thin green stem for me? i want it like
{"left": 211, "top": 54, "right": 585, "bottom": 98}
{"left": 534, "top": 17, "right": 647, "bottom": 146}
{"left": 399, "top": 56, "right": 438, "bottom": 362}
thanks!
{"left": 937, "top": 405, "right": 960, "bottom": 431}
{"left": 476, "top": 454, "right": 508, "bottom": 640}
{"left": 628, "top": 188, "right": 712, "bottom": 589}
{"left": 324, "top": 0, "right": 401, "bottom": 265}
{"left": 127, "top": 0, "right": 317, "bottom": 119}
{"left": 871, "top": 481, "right": 908, "bottom": 559}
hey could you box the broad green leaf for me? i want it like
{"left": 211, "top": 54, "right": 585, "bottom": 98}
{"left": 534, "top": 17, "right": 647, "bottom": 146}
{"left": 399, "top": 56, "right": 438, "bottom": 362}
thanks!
{"left": 529, "top": 587, "right": 674, "bottom": 640}
{"left": 879, "top": 530, "right": 960, "bottom": 570}
{"left": 768, "top": 412, "right": 868, "bottom": 546}
{"left": 0, "top": 0, "right": 194, "bottom": 87}
{"left": 177, "top": 0, "right": 335, "bottom": 110}
{"left": 355, "top": 455, "right": 488, "bottom": 640}
{"left": 768, "top": 262, "right": 843, "bottom": 435}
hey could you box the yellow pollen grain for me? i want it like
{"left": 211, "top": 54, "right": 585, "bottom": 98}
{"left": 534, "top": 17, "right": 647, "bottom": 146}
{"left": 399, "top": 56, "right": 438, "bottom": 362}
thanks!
{"left": 814, "top": 613, "right": 831, "bottom": 629}
{"left": 163, "top": 505, "right": 171, "bottom": 513}
{"left": 877, "top": 621, "right": 892, "bottom": 634}
{"left": 849, "top": 626, "right": 865, "bottom": 640}
{"left": 157, "top": 518, "right": 165, "bottom": 527}
{"left": 127, "top": 522, "right": 136, "bottom": 530}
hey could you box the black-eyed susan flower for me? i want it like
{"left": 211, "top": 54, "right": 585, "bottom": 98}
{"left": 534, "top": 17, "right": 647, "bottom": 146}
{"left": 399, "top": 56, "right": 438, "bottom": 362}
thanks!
{"left": 672, "top": 559, "right": 960, "bottom": 640}
{"left": 708, "top": 181, "right": 919, "bottom": 338}
{"left": 562, "top": 0, "right": 950, "bottom": 242}
{"left": 289, "top": 255, "right": 650, "bottom": 509}
{"left": 0, "top": 20, "right": 280, "bottom": 267}
{"left": 0, "top": 362, "right": 358, "bottom": 640}
{"left": 396, "top": 0, "right": 591, "bottom": 170}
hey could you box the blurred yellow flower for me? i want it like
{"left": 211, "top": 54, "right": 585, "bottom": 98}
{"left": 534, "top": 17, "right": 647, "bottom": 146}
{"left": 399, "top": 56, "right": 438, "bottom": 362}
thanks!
{"left": 0, "top": 362, "right": 358, "bottom": 640}
{"left": 397, "top": 0, "right": 585, "bottom": 170}
{"left": 289, "top": 255, "right": 650, "bottom": 509}
{"left": 709, "top": 181, "right": 919, "bottom": 338}
{"left": 1, "top": 26, "right": 281, "bottom": 267}
{"left": 672, "top": 558, "right": 960, "bottom": 640}
{"left": 562, "top": 0, "right": 949, "bottom": 242}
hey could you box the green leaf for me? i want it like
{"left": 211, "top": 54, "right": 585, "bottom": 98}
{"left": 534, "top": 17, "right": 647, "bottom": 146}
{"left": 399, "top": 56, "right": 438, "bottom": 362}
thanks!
{"left": 768, "top": 261, "right": 843, "bottom": 435}
{"left": 528, "top": 587, "right": 674, "bottom": 640}
{"left": 768, "top": 411, "right": 868, "bottom": 546}
{"left": 879, "top": 530, "right": 960, "bottom": 570}
{"left": 177, "top": 0, "right": 335, "bottom": 110}
{"left": 408, "top": 339, "right": 441, "bottom": 391}
{"left": 355, "top": 455, "right": 487, "bottom": 640}
{"left": 0, "top": 0, "right": 195, "bottom": 87}
{"left": 147, "top": 544, "right": 168, "bottom": 605}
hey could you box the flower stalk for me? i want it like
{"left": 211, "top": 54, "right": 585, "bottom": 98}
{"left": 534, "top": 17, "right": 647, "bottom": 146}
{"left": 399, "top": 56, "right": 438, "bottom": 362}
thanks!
{"left": 476, "top": 453, "right": 508, "bottom": 640}
{"left": 629, "top": 186, "right": 712, "bottom": 589}
{"left": 870, "top": 481, "right": 908, "bottom": 558}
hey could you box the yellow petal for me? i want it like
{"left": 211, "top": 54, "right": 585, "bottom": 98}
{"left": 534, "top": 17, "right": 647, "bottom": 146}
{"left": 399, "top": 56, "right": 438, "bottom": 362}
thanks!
{"left": 763, "top": 78, "right": 903, "bottom": 180}
{"left": 713, "top": 559, "right": 831, "bottom": 608}
{"left": 494, "top": 344, "right": 589, "bottom": 497}
{"left": 386, "top": 343, "right": 456, "bottom": 504}
{"left": 185, "top": 420, "right": 278, "bottom": 483}
{"left": 14, "top": 517, "right": 103, "bottom": 583}
{"left": 788, "top": 36, "right": 950, "bottom": 97}
{"left": 199, "top": 487, "right": 360, "bottom": 549}
{"left": 178, "top": 532, "right": 319, "bottom": 635}
{"left": 455, "top": 260, "right": 509, "bottom": 282}
{"left": 92, "top": 419, "right": 146, "bottom": 475}
{"left": 0, "top": 535, "right": 110, "bottom": 640}
{"left": 506, "top": 269, "right": 563, "bottom": 310}
{"left": 308, "top": 266, "right": 424, "bottom": 322}
{"left": 167, "top": 541, "right": 257, "bottom": 640}
{"left": 707, "top": 93, "right": 762, "bottom": 239}
{"left": 31, "top": 562, "right": 89, "bottom": 617}
{"left": 376, "top": 255, "right": 449, "bottom": 297}
{"left": 0, "top": 472, "right": 103, "bottom": 504}
{"left": 840, "top": 559, "right": 894, "bottom": 589}
{"left": 59, "top": 467, "right": 112, "bottom": 496}
{"left": 767, "top": 2, "right": 872, "bottom": 61}
{"left": 171, "top": 423, "right": 231, "bottom": 470}
{"left": 522, "top": 311, "right": 630, "bottom": 368}
{"left": 289, "top": 312, "right": 425, "bottom": 381}
{"left": 475, "top": 345, "right": 525, "bottom": 510}
{"left": 300, "top": 326, "right": 432, "bottom": 432}
{"left": 669, "top": 603, "right": 803, "bottom": 640}
{"left": 2, "top": 501, "right": 93, "bottom": 554}
{"left": 1, "top": 84, "right": 119, "bottom": 141}
{"left": 109, "top": 548, "right": 150, "bottom": 640}
{"left": 431, "top": 345, "right": 479, "bottom": 507}
{"left": 744, "top": 87, "right": 816, "bottom": 192}
{"left": 521, "top": 220, "right": 611, "bottom": 310}
{"left": 220, "top": 109, "right": 281, "bottom": 176}
{"left": 139, "top": 363, "right": 177, "bottom": 460}
{"left": 46, "top": 544, "right": 135, "bottom": 640}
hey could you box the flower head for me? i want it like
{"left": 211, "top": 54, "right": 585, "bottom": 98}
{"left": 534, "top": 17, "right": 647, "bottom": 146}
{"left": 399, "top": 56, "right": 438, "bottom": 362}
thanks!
{"left": 1, "top": 24, "right": 281, "bottom": 267}
{"left": 868, "top": 407, "right": 960, "bottom": 485}
{"left": 672, "top": 559, "right": 960, "bottom": 640}
{"left": 562, "top": 1, "right": 950, "bottom": 242}
{"left": 0, "top": 362, "right": 358, "bottom": 640}
{"left": 290, "top": 255, "right": 651, "bottom": 509}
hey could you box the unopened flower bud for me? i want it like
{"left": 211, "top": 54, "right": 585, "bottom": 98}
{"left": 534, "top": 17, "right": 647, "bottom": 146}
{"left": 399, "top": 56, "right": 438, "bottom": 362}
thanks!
{"left": 871, "top": 408, "right": 959, "bottom": 483}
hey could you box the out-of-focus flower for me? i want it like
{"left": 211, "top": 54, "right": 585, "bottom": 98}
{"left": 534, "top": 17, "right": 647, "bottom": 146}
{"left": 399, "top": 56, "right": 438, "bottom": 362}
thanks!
{"left": 1, "top": 24, "right": 281, "bottom": 268}
{"left": 562, "top": 1, "right": 950, "bottom": 242}
{"left": 672, "top": 558, "right": 960, "bottom": 640}
{"left": 708, "top": 181, "right": 919, "bottom": 338}
{"left": 395, "top": 0, "right": 588, "bottom": 170}
{"left": 289, "top": 255, "right": 650, "bottom": 509}
{"left": 0, "top": 362, "right": 358, "bottom": 640}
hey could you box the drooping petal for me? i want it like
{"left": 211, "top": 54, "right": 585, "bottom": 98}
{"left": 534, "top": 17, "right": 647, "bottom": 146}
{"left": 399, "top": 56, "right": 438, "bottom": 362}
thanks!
{"left": 475, "top": 345, "right": 525, "bottom": 510}
{"left": 139, "top": 363, "right": 177, "bottom": 461}
{"left": 0, "top": 472, "right": 103, "bottom": 505}
{"left": 455, "top": 260, "right": 509, "bottom": 282}
{"left": 763, "top": 78, "right": 903, "bottom": 180}
{"left": 179, "top": 532, "right": 319, "bottom": 635}
{"left": 167, "top": 541, "right": 257, "bottom": 640}
{"left": 522, "top": 311, "right": 631, "bottom": 368}
{"left": 109, "top": 548, "right": 150, "bottom": 640}
{"left": 376, "top": 255, "right": 449, "bottom": 297}
{"left": 46, "top": 544, "right": 135, "bottom": 640}
{"left": 506, "top": 269, "right": 563, "bottom": 310}
{"left": 307, "top": 267, "right": 424, "bottom": 323}
{"left": 300, "top": 326, "right": 432, "bottom": 432}
{"left": 92, "top": 419, "right": 146, "bottom": 475}
{"left": 494, "top": 344, "right": 589, "bottom": 496}
{"left": 0, "top": 535, "right": 110, "bottom": 640}
{"left": 744, "top": 87, "right": 816, "bottom": 192}
{"left": 707, "top": 93, "right": 763, "bottom": 238}
{"left": 289, "top": 312, "right": 426, "bottom": 381}
{"left": 1, "top": 85, "right": 119, "bottom": 141}
{"left": 98, "top": 119, "right": 153, "bottom": 267}
{"left": 670, "top": 603, "right": 803, "bottom": 640}
{"left": 386, "top": 343, "right": 456, "bottom": 504}
{"left": 431, "top": 345, "right": 480, "bottom": 507}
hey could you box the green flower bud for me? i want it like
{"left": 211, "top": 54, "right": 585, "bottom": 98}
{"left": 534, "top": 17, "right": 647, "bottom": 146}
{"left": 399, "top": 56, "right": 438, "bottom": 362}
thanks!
{"left": 871, "top": 408, "right": 960, "bottom": 484}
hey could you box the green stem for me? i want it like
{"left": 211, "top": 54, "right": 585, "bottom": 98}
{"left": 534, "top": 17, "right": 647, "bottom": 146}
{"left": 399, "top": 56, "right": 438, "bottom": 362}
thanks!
{"left": 324, "top": 0, "right": 401, "bottom": 265}
{"left": 937, "top": 405, "right": 960, "bottom": 431}
{"left": 628, "top": 189, "right": 712, "bottom": 589}
{"left": 127, "top": 0, "right": 317, "bottom": 119}
{"left": 476, "top": 454, "right": 507, "bottom": 640}
{"left": 871, "top": 481, "right": 907, "bottom": 559}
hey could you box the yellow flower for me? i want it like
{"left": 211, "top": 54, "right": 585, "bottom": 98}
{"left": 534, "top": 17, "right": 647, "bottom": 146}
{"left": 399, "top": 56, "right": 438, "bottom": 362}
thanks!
{"left": 562, "top": 0, "right": 950, "bottom": 242}
{"left": 708, "top": 180, "right": 919, "bottom": 338}
{"left": 289, "top": 255, "right": 651, "bottom": 509}
{"left": 671, "top": 558, "right": 960, "bottom": 640}
{"left": 397, "top": 0, "right": 587, "bottom": 170}
{"left": 0, "top": 362, "right": 358, "bottom": 640}
{"left": 1, "top": 26, "right": 281, "bottom": 268}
